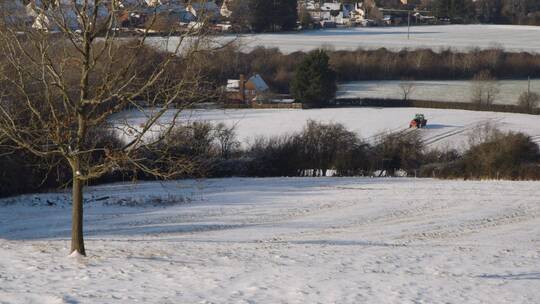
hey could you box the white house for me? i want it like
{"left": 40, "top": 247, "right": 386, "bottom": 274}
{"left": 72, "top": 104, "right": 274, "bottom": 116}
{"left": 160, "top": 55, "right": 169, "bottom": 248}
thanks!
{"left": 220, "top": 0, "right": 233, "bottom": 18}
{"left": 301, "top": 0, "right": 358, "bottom": 26}
{"left": 186, "top": 1, "right": 220, "bottom": 21}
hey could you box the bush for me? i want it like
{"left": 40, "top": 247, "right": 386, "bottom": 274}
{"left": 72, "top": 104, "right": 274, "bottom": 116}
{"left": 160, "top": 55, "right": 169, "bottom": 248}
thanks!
{"left": 518, "top": 91, "right": 540, "bottom": 113}
{"left": 297, "top": 121, "right": 362, "bottom": 176}
{"left": 0, "top": 127, "right": 123, "bottom": 198}
{"left": 461, "top": 132, "right": 540, "bottom": 179}
{"left": 244, "top": 121, "right": 369, "bottom": 177}
{"left": 246, "top": 135, "right": 303, "bottom": 176}
{"left": 426, "top": 130, "right": 540, "bottom": 180}
{"left": 372, "top": 131, "right": 426, "bottom": 176}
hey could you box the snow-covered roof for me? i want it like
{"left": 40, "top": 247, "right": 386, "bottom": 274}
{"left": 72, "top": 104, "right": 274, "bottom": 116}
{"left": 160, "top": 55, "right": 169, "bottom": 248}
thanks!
{"left": 187, "top": 1, "right": 219, "bottom": 17}
{"left": 226, "top": 74, "right": 269, "bottom": 93}
{"left": 321, "top": 2, "right": 341, "bottom": 11}
{"left": 226, "top": 79, "right": 240, "bottom": 92}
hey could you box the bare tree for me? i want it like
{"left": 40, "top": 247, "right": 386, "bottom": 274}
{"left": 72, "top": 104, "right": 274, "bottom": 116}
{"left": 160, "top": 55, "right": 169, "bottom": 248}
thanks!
{"left": 399, "top": 80, "right": 416, "bottom": 101}
{"left": 470, "top": 70, "right": 500, "bottom": 106}
{"left": 213, "top": 122, "right": 240, "bottom": 159}
{"left": 518, "top": 91, "right": 539, "bottom": 113}
{"left": 467, "top": 121, "right": 503, "bottom": 148}
{"left": 0, "top": 0, "right": 220, "bottom": 255}
{"left": 298, "top": 120, "right": 359, "bottom": 177}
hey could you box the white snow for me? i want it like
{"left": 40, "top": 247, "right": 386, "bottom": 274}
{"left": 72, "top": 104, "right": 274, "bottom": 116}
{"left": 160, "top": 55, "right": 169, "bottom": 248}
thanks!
{"left": 68, "top": 250, "right": 84, "bottom": 258}
{"left": 152, "top": 25, "right": 540, "bottom": 54}
{"left": 338, "top": 79, "right": 540, "bottom": 106}
{"left": 1, "top": 177, "right": 539, "bottom": 303}
{"left": 237, "top": 25, "right": 540, "bottom": 53}
{"left": 113, "top": 107, "right": 540, "bottom": 150}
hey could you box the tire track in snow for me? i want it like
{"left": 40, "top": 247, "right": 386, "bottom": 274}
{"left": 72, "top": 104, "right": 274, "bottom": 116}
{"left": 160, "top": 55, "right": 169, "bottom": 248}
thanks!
{"left": 421, "top": 117, "right": 504, "bottom": 146}
{"left": 400, "top": 205, "right": 540, "bottom": 242}
{"left": 530, "top": 135, "right": 540, "bottom": 145}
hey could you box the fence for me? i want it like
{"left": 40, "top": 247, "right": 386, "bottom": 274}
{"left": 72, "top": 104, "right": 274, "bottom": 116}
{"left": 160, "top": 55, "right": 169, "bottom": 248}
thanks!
{"left": 332, "top": 98, "right": 540, "bottom": 115}
{"left": 223, "top": 102, "right": 304, "bottom": 109}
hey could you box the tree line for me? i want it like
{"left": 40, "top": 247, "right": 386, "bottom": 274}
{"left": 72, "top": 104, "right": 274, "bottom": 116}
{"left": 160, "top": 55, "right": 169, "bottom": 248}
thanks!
{"left": 199, "top": 45, "right": 540, "bottom": 99}
{"left": 225, "top": 0, "right": 540, "bottom": 30}
{"left": 3, "top": 120, "right": 540, "bottom": 201}
{"left": 426, "top": 0, "right": 540, "bottom": 25}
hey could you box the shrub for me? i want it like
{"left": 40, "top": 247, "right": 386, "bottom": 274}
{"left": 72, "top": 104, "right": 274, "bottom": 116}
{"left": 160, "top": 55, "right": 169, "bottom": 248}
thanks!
{"left": 297, "top": 121, "right": 361, "bottom": 176}
{"left": 461, "top": 132, "right": 540, "bottom": 179}
{"left": 518, "top": 91, "right": 540, "bottom": 113}
{"left": 372, "top": 131, "right": 425, "bottom": 176}
{"left": 246, "top": 135, "right": 303, "bottom": 176}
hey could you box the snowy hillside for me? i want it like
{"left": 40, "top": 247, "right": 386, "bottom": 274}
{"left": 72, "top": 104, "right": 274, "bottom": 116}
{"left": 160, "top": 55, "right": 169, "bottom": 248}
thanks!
{"left": 240, "top": 25, "right": 540, "bottom": 53}
{"left": 114, "top": 107, "right": 540, "bottom": 151}
{"left": 148, "top": 25, "right": 540, "bottom": 54}
{"left": 1, "top": 178, "right": 539, "bottom": 303}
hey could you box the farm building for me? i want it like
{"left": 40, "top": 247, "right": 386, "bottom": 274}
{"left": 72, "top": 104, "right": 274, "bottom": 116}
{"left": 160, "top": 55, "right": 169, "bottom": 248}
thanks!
{"left": 225, "top": 74, "right": 270, "bottom": 104}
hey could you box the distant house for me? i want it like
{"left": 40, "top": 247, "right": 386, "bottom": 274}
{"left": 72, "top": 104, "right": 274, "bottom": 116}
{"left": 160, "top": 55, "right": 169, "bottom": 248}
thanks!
{"left": 220, "top": 0, "right": 233, "bottom": 18}
{"left": 24, "top": 1, "right": 107, "bottom": 31}
{"left": 301, "top": 1, "right": 354, "bottom": 26}
{"left": 299, "top": 0, "right": 383, "bottom": 26}
{"left": 225, "top": 74, "right": 270, "bottom": 104}
{"left": 349, "top": 3, "right": 367, "bottom": 24}
{"left": 127, "top": 2, "right": 197, "bottom": 31}
{"left": 186, "top": 1, "right": 220, "bottom": 22}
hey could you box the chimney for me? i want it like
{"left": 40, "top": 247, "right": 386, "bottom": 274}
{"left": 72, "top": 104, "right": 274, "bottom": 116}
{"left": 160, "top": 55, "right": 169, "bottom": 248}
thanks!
{"left": 239, "top": 74, "right": 246, "bottom": 103}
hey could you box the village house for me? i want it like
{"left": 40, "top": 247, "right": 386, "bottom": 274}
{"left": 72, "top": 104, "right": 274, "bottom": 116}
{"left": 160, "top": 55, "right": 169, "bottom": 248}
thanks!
{"left": 220, "top": 0, "right": 233, "bottom": 18}
{"left": 300, "top": 0, "right": 371, "bottom": 27}
{"left": 17, "top": 0, "right": 222, "bottom": 32}
{"left": 186, "top": 1, "right": 220, "bottom": 22}
{"left": 225, "top": 74, "right": 270, "bottom": 104}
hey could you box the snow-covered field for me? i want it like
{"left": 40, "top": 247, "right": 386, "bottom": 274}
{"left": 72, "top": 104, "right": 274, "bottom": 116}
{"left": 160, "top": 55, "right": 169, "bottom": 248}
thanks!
{"left": 115, "top": 107, "right": 540, "bottom": 150}
{"left": 1, "top": 177, "right": 539, "bottom": 303}
{"left": 241, "top": 24, "right": 540, "bottom": 53}
{"left": 338, "top": 79, "right": 540, "bottom": 105}
{"left": 151, "top": 25, "right": 540, "bottom": 54}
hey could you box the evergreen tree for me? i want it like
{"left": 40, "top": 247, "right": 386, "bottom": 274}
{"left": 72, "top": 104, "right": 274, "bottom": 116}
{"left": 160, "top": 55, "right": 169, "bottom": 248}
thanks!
{"left": 433, "top": 0, "right": 475, "bottom": 22}
{"left": 275, "top": 0, "right": 299, "bottom": 31}
{"left": 291, "top": 50, "right": 337, "bottom": 107}
{"left": 248, "top": 0, "right": 273, "bottom": 32}
{"left": 231, "top": 0, "right": 298, "bottom": 32}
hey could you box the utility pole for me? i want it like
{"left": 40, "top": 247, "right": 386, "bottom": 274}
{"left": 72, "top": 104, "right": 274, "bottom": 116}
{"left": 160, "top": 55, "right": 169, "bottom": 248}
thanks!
{"left": 407, "top": 10, "right": 411, "bottom": 40}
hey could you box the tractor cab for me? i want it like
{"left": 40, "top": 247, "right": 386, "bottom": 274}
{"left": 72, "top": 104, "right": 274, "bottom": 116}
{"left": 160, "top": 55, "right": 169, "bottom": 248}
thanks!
{"left": 410, "top": 113, "right": 427, "bottom": 128}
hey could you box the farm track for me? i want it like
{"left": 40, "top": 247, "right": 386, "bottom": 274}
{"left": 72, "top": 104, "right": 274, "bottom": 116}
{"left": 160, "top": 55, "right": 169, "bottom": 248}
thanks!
{"left": 401, "top": 205, "right": 540, "bottom": 242}
{"left": 421, "top": 117, "right": 504, "bottom": 146}
{"left": 530, "top": 135, "right": 540, "bottom": 144}
{"left": 365, "top": 116, "right": 506, "bottom": 148}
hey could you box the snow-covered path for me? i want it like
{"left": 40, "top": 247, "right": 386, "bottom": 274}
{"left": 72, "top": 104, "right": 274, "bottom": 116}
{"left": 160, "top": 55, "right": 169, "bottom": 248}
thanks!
{"left": 1, "top": 178, "right": 539, "bottom": 303}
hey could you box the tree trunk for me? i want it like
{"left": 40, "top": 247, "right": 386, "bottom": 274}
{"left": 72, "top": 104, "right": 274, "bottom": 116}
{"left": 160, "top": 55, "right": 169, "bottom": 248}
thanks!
{"left": 71, "top": 174, "right": 86, "bottom": 256}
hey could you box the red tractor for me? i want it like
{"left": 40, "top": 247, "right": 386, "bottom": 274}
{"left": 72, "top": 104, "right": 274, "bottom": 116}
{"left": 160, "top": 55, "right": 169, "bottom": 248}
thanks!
{"left": 409, "top": 113, "right": 427, "bottom": 128}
